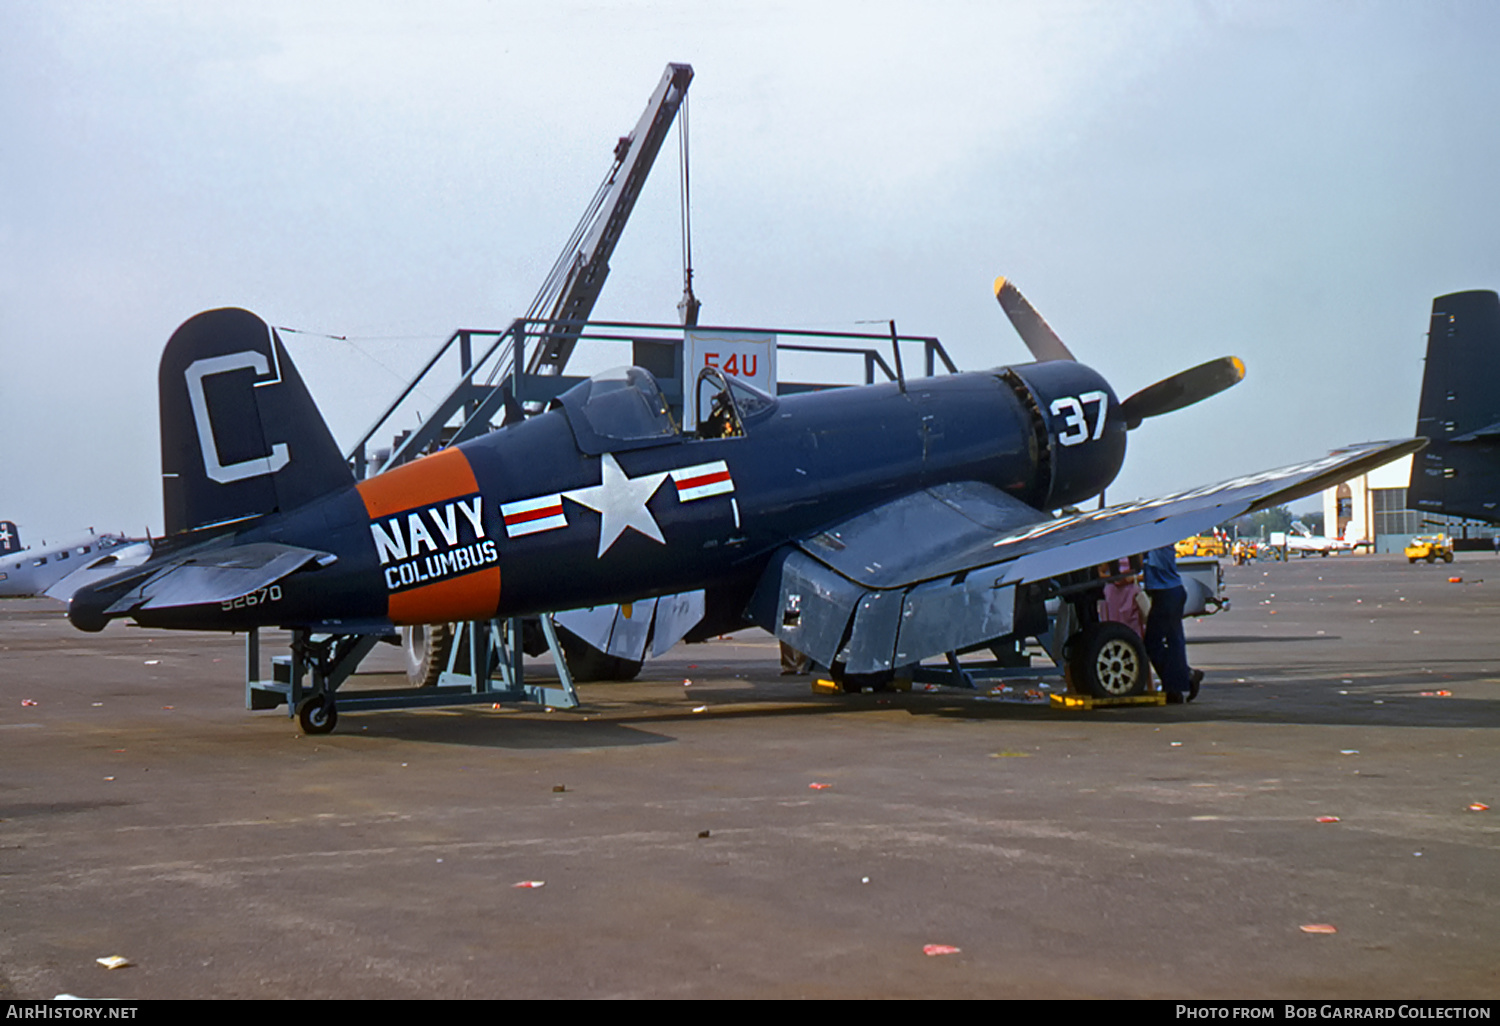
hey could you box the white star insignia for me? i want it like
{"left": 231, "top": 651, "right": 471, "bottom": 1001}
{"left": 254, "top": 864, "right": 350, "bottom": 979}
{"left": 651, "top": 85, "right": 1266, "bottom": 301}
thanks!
{"left": 563, "top": 454, "right": 669, "bottom": 557}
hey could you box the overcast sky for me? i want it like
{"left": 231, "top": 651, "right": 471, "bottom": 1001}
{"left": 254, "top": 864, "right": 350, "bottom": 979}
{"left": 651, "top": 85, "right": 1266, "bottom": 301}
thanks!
{"left": 4, "top": 0, "right": 1498, "bottom": 543}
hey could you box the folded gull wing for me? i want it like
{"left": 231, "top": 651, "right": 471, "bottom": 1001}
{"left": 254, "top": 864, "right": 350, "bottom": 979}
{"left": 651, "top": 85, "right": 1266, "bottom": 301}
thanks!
{"left": 754, "top": 439, "right": 1423, "bottom": 675}
{"left": 988, "top": 438, "right": 1424, "bottom": 586}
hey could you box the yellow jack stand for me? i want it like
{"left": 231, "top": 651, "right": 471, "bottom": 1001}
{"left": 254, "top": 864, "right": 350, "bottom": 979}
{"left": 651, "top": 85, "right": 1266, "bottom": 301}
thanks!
{"left": 1050, "top": 690, "right": 1167, "bottom": 709}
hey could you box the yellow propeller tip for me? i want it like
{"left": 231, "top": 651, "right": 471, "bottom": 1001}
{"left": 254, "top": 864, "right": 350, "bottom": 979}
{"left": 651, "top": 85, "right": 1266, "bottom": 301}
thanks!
{"left": 993, "top": 275, "right": 1009, "bottom": 296}
{"left": 1231, "top": 356, "right": 1246, "bottom": 380}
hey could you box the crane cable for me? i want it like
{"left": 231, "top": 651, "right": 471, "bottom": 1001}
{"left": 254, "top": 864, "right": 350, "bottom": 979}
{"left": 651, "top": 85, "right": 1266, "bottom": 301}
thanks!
{"left": 678, "top": 92, "right": 699, "bottom": 323}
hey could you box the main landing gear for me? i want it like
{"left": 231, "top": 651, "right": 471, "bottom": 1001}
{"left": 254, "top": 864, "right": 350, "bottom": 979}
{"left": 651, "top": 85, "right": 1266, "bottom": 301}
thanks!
{"left": 1063, "top": 620, "right": 1148, "bottom": 699}
{"left": 1048, "top": 562, "right": 1153, "bottom": 702}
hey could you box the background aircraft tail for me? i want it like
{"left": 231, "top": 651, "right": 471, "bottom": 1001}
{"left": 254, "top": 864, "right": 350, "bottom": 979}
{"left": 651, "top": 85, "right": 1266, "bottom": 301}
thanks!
{"left": 159, "top": 308, "right": 353, "bottom": 536}
{"left": 1410, "top": 290, "right": 1500, "bottom": 524}
{"left": 0, "top": 521, "right": 19, "bottom": 554}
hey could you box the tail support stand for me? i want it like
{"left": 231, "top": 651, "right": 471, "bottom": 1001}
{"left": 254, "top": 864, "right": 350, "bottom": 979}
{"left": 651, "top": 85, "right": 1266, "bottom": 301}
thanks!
{"left": 246, "top": 615, "right": 580, "bottom": 735}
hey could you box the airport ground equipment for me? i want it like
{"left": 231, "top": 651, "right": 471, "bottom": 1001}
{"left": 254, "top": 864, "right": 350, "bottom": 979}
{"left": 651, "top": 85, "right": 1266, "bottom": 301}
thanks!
{"left": 1175, "top": 534, "right": 1227, "bottom": 558}
{"left": 1178, "top": 557, "right": 1227, "bottom": 616}
{"left": 1405, "top": 534, "right": 1455, "bottom": 564}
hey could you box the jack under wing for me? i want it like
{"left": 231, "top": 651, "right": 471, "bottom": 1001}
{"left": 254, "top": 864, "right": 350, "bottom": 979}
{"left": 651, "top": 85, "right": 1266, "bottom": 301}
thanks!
{"left": 753, "top": 438, "right": 1424, "bottom": 675}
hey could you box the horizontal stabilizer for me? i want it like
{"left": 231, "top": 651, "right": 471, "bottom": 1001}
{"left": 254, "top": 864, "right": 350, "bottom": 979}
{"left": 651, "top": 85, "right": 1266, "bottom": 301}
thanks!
{"left": 101, "top": 542, "right": 334, "bottom": 615}
{"left": 1450, "top": 420, "right": 1500, "bottom": 444}
{"left": 43, "top": 542, "right": 155, "bottom": 601}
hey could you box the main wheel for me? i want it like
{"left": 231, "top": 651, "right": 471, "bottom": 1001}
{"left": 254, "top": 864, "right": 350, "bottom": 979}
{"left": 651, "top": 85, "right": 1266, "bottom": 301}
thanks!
{"left": 402, "top": 623, "right": 453, "bottom": 687}
{"left": 1064, "top": 622, "right": 1148, "bottom": 699}
{"left": 297, "top": 696, "right": 338, "bottom": 735}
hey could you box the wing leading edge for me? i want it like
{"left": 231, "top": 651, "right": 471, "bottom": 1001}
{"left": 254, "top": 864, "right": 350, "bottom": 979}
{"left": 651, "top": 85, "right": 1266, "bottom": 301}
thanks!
{"left": 752, "top": 438, "right": 1424, "bottom": 675}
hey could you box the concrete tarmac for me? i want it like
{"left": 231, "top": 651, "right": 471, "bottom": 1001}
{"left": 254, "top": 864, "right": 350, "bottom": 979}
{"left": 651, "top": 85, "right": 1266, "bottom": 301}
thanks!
{"left": 1, "top": 555, "right": 1497, "bottom": 999}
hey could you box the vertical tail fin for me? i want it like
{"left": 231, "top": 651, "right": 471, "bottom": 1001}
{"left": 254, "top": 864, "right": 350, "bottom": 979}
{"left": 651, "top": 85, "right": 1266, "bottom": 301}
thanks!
{"left": 0, "top": 521, "right": 19, "bottom": 555}
{"left": 159, "top": 308, "right": 353, "bottom": 536}
{"left": 1409, "top": 291, "right": 1500, "bottom": 524}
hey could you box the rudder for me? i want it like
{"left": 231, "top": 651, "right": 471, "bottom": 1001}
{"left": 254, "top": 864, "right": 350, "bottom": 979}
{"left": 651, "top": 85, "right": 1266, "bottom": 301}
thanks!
{"left": 159, "top": 308, "right": 353, "bottom": 535}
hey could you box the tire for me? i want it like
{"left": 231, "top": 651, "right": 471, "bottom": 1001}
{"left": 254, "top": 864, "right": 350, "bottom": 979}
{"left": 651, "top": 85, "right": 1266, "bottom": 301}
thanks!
{"left": 557, "top": 627, "right": 643, "bottom": 682}
{"left": 1426, "top": 554, "right": 1436, "bottom": 564}
{"left": 1443, "top": 552, "right": 1454, "bottom": 563}
{"left": 402, "top": 623, "right": 453, "bottom": 687}
{"left": 1064, "top": 622, "right": 1148, "bottom": 699}
{"left": 297, "top": 697, "right": 337, "bottom": 735}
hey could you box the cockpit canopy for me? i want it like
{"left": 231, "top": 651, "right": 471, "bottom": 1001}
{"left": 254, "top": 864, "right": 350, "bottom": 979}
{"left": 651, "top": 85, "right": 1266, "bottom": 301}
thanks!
{"left": 692, "top": 367, "right": 778, "bottom": 439}
{"left": 553, "top": 365, "right": 780, "bottom": 454}
{"left": 552, "top": 367, "right": 680, "bottom": 455}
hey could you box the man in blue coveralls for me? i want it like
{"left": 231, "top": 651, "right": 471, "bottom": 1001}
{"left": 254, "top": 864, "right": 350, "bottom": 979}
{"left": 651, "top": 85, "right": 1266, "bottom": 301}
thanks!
{"left": 1143, "top": 545, "right": 1204, "bottom": 704}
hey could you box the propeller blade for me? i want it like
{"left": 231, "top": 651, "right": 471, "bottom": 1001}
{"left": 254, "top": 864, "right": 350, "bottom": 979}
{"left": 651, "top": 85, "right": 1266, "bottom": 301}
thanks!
{"left": 994, "top": 276, "right": 1075, "bottom": 363}
{"left": 1118, "top": 356, "right": 1245, "bottom": 430}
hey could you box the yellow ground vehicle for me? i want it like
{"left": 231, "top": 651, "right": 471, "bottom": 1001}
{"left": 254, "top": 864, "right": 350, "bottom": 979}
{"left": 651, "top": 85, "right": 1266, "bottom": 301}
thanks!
{"left": 1404, "top": 535, "right": 1454, "bottom": 564}
{"left": 1175, "top": 535, "right": 1227, "bottom": 558}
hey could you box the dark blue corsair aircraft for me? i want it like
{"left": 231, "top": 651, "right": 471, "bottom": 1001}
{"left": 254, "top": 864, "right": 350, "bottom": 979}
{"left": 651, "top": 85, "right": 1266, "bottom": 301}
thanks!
{"left": 67, "top": 281, "right": 1420, "bottom": 708}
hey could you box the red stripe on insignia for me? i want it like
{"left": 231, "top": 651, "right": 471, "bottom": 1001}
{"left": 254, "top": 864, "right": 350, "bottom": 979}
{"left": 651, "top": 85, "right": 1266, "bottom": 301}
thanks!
{"left": 675, "top": 470, "right": 732, "bottom": 492}
{"left": 505, "top": 503, "right": 563, "bottom": 526}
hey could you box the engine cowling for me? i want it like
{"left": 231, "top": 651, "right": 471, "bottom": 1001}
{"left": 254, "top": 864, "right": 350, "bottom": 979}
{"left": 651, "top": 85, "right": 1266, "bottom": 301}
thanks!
{"left": 1001, "top": 361, "right": 1127, "bottom": 511}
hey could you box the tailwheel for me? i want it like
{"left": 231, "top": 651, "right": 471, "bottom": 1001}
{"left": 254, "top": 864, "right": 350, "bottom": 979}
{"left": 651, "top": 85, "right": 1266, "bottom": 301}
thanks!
{"left": 297, "top": 696, "right": 338, "bottom": 735}
{"left": 1064, "top": 622, "right": 1148, "bottom": 699}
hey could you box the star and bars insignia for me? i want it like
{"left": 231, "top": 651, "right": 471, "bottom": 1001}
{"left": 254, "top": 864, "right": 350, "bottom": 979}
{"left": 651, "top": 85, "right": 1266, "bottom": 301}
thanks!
{"left": 500, "top": 458, "right": 735, "bottom": 554}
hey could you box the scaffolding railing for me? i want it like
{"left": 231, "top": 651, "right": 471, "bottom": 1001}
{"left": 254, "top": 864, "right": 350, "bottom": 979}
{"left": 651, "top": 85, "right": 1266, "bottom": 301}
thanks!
{"left": 345, "top": 317, "right": 959, "bottom": 478}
